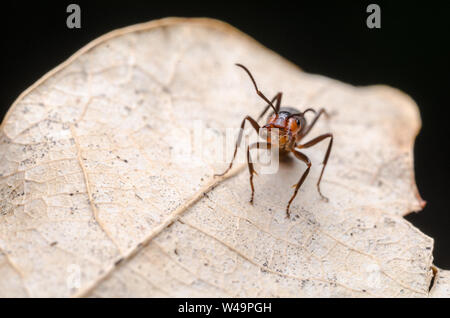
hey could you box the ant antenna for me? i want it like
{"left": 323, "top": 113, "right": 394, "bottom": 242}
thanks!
{"left": 302, "top": 108, "right": 317, "bottom": 116}
{"left": 235, "top": 63, "right": 278, "bottom": 114}
{"left": 288, "top": 108, "right": 317, "bottom": 118}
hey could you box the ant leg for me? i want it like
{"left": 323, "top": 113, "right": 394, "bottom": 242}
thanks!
{"left": 297, "top": 133, "right": 333, "bottom": 201}
{"left": 214, "top": 116, "right": 260, "bottom": 177}
{"left": 246, "top": 142, "right": 271, "bottom": 204}
{"left": 300, "top": 108, "right": 329, "bottom": 138}
{"left": 286, "top": 150, "right": 311, "bottom": 218}
{"left": 257, "top": 92, "right": 283, "bottom": 121}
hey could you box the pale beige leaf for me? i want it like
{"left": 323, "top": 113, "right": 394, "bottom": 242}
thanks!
{"left": 430, "top": 268, "right": 450, "bottom": 297}
{"left": 0, "top": 17, "right": 444, "bottom": 297}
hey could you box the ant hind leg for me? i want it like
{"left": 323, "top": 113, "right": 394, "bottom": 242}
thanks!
{"left": 296, "top": 133, "right": 333, "bottom": 201}
{"left": 214, "top": 116, "right": 260, "bottom": 177}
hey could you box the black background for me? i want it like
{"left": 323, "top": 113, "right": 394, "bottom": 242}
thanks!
{"left": 1, "top": 1, "right": 449, "bottom": 269}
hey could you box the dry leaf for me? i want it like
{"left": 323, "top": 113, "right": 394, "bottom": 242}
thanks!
{"left": 430, "top": 269, "right": 450, "bottom": 297}
{"left": 0, "top": 17, "right": 447, "bottom": 297}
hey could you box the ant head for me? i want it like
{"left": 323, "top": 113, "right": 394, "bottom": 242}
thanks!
{"left": 264, "top": 111, "right": 303, "bottom": 135}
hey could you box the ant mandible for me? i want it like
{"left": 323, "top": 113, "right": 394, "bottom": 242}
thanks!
{"left": 215, "top": 63, "right": 333, "bottom": 218}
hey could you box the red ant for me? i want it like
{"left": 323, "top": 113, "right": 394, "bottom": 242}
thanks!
{"left": 215, "top": 64, "right": 333, "bottom": 218}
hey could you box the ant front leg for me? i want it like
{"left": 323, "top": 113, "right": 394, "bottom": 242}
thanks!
{"left": 246, "top": 142, "right": 271, "bottom": 204}
{"left": 301, "top": 108, "right": 329, "bottom": 138}
{"left": 257, "top": 92, "right": 283, "bottom": 121}
{"left": 214, "top": 116, "right": 260, "bottom": 177}
{"left": 297, "top": 133, "right": 333, "bottom": 201}
{"left": 286, "top": 150, "right": 311, "bottom": 218}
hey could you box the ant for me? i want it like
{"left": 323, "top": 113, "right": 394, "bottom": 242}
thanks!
{"left": 215, "top": 64, "right": 333, "bottom": 218}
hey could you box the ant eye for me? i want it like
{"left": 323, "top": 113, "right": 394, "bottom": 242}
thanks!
{"left": 295, "top": 119, "right": 300, "bottom": 126}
